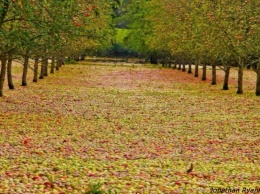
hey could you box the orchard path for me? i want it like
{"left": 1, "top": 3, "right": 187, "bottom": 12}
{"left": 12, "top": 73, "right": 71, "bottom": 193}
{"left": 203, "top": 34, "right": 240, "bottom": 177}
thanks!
{"left": 0, "top": 62, "right": 260, "bottom": 193}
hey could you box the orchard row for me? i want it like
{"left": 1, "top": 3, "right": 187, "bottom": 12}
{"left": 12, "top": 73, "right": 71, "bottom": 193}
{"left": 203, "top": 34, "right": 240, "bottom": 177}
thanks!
{"left": 123, "top": 0, "right": 260, "bottom": 95}
{"left": 0, "top": 0, "right": 118, "bottom": 96}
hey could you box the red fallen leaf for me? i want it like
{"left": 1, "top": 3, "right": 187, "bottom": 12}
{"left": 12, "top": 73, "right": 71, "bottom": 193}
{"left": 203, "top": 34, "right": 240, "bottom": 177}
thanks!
{"left": 183, "top": 180, "right": 189, "bottom": 185}
{"left": 203, "top": 174, "right": 211, "bottom": 179}
{"left": 23, "top": 139, "right": 29, "bottom": 145}
{"left": 187, "top": 147, "right": 195, "bottom": 151}
{"left": 100, "top": 140, "right": 109, "bottom": 144}
{"left": 174, "top": 171, "right": 182, "bottom": 175}
{"left": 250, "top": 176, "right": 259, "bottom": 181}
{"left": 105, "top": 156, "right": 111, "bottom": 160}
{"left": 5, "top": 172, "right": 11, "bottom": 176}
{"left": 155, "top": 147, "right": 163, "bottom": 151}
{"left": 175, "top": 181, "right": 182, "bottom": 186}
{"left": 208, "top": 140, "right": 214, "bottom": 144}
{"left": 26, "top": 184, "right": 32, "bottom": 188}
{"left": 189, "top": 172, "right": 197, "bottom": 176}
{"left": 138, "top": 172, "right": 149, "bottom": 178}
{"left": 88, "top": 173, "right": 97, "bottom": 177}
{"left": 32, "top": 176, "right": 40, "bottom": 181}
{"left": 44, "top": 182, "right": 52, "bottom": 187}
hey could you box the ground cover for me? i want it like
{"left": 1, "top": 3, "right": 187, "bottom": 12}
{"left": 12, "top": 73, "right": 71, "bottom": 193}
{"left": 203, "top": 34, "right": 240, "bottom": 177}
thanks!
{"left": 0, "top": 62, "right": 260, "bottom": 193}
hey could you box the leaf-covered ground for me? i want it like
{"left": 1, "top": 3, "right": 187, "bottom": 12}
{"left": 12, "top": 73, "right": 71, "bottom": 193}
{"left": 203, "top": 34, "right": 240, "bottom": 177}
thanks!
{"left": 0, "top": 62, "right": 260, "bottom": 193}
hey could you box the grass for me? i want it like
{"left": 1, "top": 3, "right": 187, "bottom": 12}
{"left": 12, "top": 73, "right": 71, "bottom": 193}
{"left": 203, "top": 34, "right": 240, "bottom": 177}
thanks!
{"left": 0, "top": 62, "right": 260, "bottom": 193}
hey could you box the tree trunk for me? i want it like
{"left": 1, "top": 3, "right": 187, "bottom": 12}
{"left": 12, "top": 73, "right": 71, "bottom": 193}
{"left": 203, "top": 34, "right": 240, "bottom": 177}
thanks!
{"left": 7, "top": 52, "right": 14, "bottom": 89}
{"left": 223, "top": 66, "right": 230, "bottom": 90}
{"left": 61, "top": 59, "right": 65, "bottom": 67}
{"left": 211, "top": 64, "right": 217, "bottom": 85}
{"left": 80, "top": 54, "right": 85, "bottom": 61}
{"left": 256, "top": 66, "right": 260, "bottom": 96}
{"left": 39, "top": 58, "right": 45, "bottom": 79}
{"left": 56, "top": 60, "right": 60, "bottom": 70}
{"left": 22, "top": 55, "right": 29, "bottom": 86}
{"left": 50, "top": 57, "right": 55, "bottom": 74}
{"left": 150, "top": 53, "right": 158, "bottom": 64}
{"left": 162, "top": 61, "right": 166, "bottom": 67}
{"left": 188, "top": 63, "right": 192, "bottom": 74}
{"left": 202, "top": 63, "right": 207, "bottom": 80}
{"left": 195, "top": 61, "right": 199, "bottom": 77}
{"left": 182, "top": 63, "right": 186, "bottom": 72}
{"left": 177, "top": 63, "right": 181, "bottom": 70}
{"left": 33, "top": 58, "right": 39, "bottom": 82}
{"left": 0, "top": 56, "right": 7, "bottom": 97}
{"left": 173, "top": 64, "right": 177, "bottom": 69}
{"left": 44, "top": 58, "right": 48, "bottom": 77}
{"left": 237, "top": 65, "right": 243, "bottom": 94}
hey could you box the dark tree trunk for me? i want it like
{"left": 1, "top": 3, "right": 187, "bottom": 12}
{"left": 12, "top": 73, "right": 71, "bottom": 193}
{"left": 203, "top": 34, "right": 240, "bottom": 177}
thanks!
{"left": 223, "top": 67, "right": 230, "bottom": 90}
{"left": 80, "top": 54, "right": 86, "bottom": 61}
{"left": 211, "top": 64, "right": 217, "bottom": 85}
{"left": 188, "top": 63, "right": 192, "bottom": 74}
{"left": 177, "top": 63, "right": 181, "bottom": 70}
{"left": 33, "top": 58, "right": 39, "bottom": 82}
{"left": 195, "top": 62, "right": 199, "bottom": 77}
{"left": 39, "top": 58, "right": 45, "bottom": 79}
{"left": 150, "top": 54, "right": 158, "bottom": 64}
{"left": 173, "top": 64, "right": 177, "bottom": 69}
{"left": 44, "top": 58, "right": 48, "bottom": 77}
{"left": 202, "top": 63, "right": 207, "bottom": 80}
{"left": 60, "top": 57, "right": 64, "bottom": 67}
{"left": 182, "top": 63, "right": 186, "bottom": 72}
{"left": 237, "top": 65, "right": 243, "bottom": 94}
{"left": 56, "top": 60, "right": 60, "bottom": 71}
{"left": 50, "top": 57, "right": 55, "bottom": 74}
{"left": 162, "top": 61, "right": 166, "bottom": 67}
{"left": 7, "top": 52, "right": 14, "bottom": 89}
{"left": 247, "top": 65, "right": 251, "bottom": 69}
{"left": 256, "top": 64, "right": 260, "bottom": 96}
{"left": 0, "top": 56, "right": 7, "bottom": 97}
{"left": 56, "top": 59, "right": 61, "bottom": 70}
{"left": 22, "top": 55, "right": 29, "bottom": 86}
